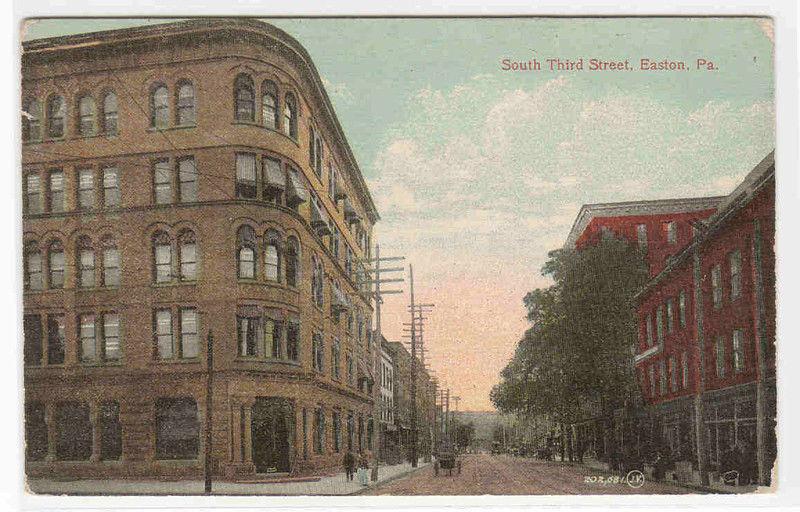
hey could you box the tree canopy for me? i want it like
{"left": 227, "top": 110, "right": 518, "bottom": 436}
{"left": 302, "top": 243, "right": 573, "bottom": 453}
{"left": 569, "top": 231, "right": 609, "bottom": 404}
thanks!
{"left": 491, "top": 238, "right": 649, "bottom": 424}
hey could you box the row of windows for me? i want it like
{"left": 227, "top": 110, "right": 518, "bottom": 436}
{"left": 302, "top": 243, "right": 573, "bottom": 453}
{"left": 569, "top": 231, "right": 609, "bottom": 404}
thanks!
{"left": 24, "top": 236, "right": 120, "bottom": 291}
{"left": 233, "top": 74, "right": 297, "bottom": 138}
{"left": 646, "top": 351, "right": 689, "bottom": 398}
{"left": 23, "top": 308, "right": 198, "bottom": 366}
{"left": 380, "top": 394, "right": 394, "bottom": 423}
{"left": 22, "top": 92, "right": 118, "bottom": 142}
{"left": 715, "top": 328, "right": 748, "bottom": 379}
{"left": 25, "top": 165, "right": 123, "bottom": 215}
{"left": 25, "top": 398, "right": 198, "bottom": 461}
{"left": 643, "top": 290, "right": 688, "bottom": 347}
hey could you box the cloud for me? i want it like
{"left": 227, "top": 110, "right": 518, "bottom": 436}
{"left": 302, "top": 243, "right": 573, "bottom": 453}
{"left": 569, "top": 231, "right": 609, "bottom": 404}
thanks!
{"left": 321, "top": 76, "right": 354, "bottom": 104}
{"left": 371, "top": 75, "right": 774, "bottom": 410}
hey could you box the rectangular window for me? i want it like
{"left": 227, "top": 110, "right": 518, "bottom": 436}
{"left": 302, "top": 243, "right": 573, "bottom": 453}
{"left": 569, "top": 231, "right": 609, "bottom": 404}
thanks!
{"left": 332, "top": 411, "right": 341, "bottom": 453}
{"left": 286, "top": 322, "right": 299, "bottom": 361}
{"left": 155, "top": 309, "right": 173, "bottom": 359}
{"left": 314, "top": 407, "right": 325, "bottom": 454}
{"left": 636, "top": 223, "right": 647, "bottom": 250}
{"left": 24, "top": 314, "right": 42, "bottom": 366}
{"left": 180, "top": 308, "right": 199, "bottom": 359}
{"left": 666, "top": 298, "right": 674, "bottom": 333}
{"left": 236, "top": 153, "right": 257, "bottom": 199}
{"left": 655, "top": 306, "right": 664, "bottom": 345}
{"left": 681, "top": 351, "right": 689, "bottom": 389}
{"left": 179, "top": 240, "right": 196, "bottom": 281}
{"left": 262, "top": 156, "right": 283, "bottom": 203}
{"left": 102, "top": 166, "right": 120, "bottom": 207}
{"left": 47, "top": 314, "right": 65, "bottom": 365}
{"left": 103, "top": 313, "right": 121, "bottom": 361}
{"left": 26, "top": 173, "right": 42, "bottom": 214}
{"left": 55, "top": 402, "right": 92, "bottom": 461}
{"left": 328, "top": 165, "right": 337, "bottom": 202}
{"left": 315, "top": 137, "right": 323, "bottom": 176}
{"left": 302, "top": 408, "right": 308, "bottom": 459}
{"left": 269, "top": 319, "right": 283, "bottom": 359}
{"left": 154, "top": 160, "right": 172, "bottom": 205}
{"left": 669, "top": 355, "right": 677, "bottom": 392}
{"left": 99, "top": 401, "right": 122, "bottom": 461}
{"left": 678, "top": 290, "right": 687, "bottom": 328}
{"left": 331, "top": 338, "right": 341, "bottom": 380}
{"left": 48, "top": 170, "right": 64, "bottom": 213}
{"left": 711, "top": 264, "right": 723, "bottom": 309}
{"left": 78, "top": 168, "right": 95, "bottom": 210}
{"left": 154, "top": 243, "right": 172, "bottom": 283}
{"left": 309, "top": 126, "right": 316, "bottom": 168}
{"left": 347, "top": 353, "right": 355, "bottom": 387}
{"left": 79, "top": 314, "right": 97, "bottom": 362}
{"left": 716, "top": 335, "right": 726, "bottom": 378}
{"left": 733, "top": 329, "right": 745, "bottom": 373}
{"left": 729, "top": 250, "right": 742, "bottom": 300}
{"left": 103, "top": 247, "right": 120, "bottom": 287}
{"left": 665, "top": 221, "right": 677, "bottom": 244}
{"left": 312, "top": 332, "right": 324, "bottom": 373}
{"left": 79, "top": 248, "right": 95, "bottom": 288}
{"left": 658, "top": 360, "right": 667, "bottom": 395}
{"left": 178, "top": 157, "right": 197, "bottom": 202}
{"left": 237, "top": 315, "right": 260, "bottom": 357}
{"left": 155, "top": 398, "right": 199, "bottom": 460}
{"left": 648, "top": 365, "right": 656, "bottom": 397}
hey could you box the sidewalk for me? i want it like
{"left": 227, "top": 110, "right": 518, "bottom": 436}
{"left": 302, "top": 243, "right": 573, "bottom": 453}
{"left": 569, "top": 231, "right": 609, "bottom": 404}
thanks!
{"left": 28, "top": 460, "right": 431, "bottom": 496}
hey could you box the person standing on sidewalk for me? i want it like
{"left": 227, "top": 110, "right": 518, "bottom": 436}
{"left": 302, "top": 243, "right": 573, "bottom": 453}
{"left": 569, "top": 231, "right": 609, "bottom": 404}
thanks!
{"left": 357, "top": 453, "right": 370, "bottom": 486}
{"left": 343, "top": 450, "right": 356, "bottom": 481}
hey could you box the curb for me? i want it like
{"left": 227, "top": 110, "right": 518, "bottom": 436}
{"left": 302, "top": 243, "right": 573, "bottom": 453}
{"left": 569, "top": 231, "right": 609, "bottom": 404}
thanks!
{"left": 347, "top": 463, "right": 431, "bottom": 495}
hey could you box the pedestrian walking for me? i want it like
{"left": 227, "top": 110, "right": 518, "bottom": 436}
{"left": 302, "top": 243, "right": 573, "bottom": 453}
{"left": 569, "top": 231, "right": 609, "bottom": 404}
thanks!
{"left": 343, "top": 450, "right": 356, "bottom": 481}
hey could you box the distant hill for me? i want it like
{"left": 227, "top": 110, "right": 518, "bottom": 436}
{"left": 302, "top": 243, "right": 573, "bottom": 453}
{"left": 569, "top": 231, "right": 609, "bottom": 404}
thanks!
{"left": 452, "top": 411, "right": 510, "bottom": 441}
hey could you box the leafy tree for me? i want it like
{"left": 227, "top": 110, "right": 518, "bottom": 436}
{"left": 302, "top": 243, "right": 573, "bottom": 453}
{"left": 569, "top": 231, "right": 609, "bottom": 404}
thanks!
{"left": 492, "top": 238, "right": 648, "bottom": 449}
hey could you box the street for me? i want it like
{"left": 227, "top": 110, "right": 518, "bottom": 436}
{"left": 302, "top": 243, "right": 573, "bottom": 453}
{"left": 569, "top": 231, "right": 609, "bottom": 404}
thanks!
{"left": 362, "top": 454, "right": 698, "bottom": 495}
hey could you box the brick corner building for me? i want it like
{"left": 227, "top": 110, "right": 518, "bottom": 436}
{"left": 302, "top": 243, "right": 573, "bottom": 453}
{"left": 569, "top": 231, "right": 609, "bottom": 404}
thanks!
{"left": 22, "top": 19, "right": 380, "bottom": 481}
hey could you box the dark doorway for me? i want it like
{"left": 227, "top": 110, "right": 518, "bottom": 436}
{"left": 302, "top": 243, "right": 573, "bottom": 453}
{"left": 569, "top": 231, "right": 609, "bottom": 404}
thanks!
{"left": 251, "top": 397, "right": 293, "bottom": 474}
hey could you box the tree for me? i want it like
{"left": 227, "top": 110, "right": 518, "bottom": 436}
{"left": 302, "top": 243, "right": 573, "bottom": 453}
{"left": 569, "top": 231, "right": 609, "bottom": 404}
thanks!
{"left": 492, "top": 238, "right": 648, "bottom": 455}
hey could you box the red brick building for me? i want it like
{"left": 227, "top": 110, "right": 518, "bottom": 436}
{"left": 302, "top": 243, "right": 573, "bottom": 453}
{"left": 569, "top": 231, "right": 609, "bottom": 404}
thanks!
{"left": 21, "top": 19, "right": 380, "bottom": 482}
{"left": 634, "top": 151, "right": 776, "bottom": 485}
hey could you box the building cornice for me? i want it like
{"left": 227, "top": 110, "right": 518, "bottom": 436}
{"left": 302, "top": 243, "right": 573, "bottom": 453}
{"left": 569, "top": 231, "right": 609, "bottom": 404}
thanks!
{"left": 564, "top": 195, "right": 724, "bottom": 249}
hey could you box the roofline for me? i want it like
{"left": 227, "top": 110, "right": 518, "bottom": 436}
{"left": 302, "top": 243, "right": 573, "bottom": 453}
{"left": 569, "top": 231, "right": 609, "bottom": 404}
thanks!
{"left": 565, "top": 195, "right": 724, "bottom": 249}
{"left": 634, "top": 150, "right": 775, "bottom": 302}
{"left": 22, "top": 18, "right": 380, "bottom": 223}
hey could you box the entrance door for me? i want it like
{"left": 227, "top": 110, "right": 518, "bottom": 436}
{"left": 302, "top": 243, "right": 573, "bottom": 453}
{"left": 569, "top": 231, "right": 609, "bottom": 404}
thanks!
{"left": 251, "top": 398, "right": 292, "bottom": 473}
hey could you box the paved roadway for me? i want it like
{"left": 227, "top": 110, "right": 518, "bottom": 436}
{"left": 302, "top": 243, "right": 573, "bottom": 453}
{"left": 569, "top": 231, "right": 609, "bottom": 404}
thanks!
{"left": 362, "top": 453, "right": 698, "bottom": 495}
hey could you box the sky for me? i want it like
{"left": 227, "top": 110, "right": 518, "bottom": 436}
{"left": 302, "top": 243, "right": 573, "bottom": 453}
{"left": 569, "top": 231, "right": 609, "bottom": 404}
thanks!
{"left": 24, "top": 17, "right": 775, "bottom": 411}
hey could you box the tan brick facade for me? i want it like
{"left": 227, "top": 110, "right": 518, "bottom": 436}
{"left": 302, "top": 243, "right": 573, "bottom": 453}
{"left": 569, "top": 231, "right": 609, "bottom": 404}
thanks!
{"left": 22, "top": 19, "right": 379, "bottom": 480}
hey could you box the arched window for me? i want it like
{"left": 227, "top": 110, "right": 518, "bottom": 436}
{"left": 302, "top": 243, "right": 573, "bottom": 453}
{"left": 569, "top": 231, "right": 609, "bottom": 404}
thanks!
{"left": 264, "top": 231, "right": 281, "bottom": 282}
{"left": 47, "top": 240, "right": 64, "bottom": 289}
{"left": 47, "top": 95, "right": 66, "bottom": 139}
{"left": 24, "top": 241, "right": 43, "bottom": 291}
{"left": 283, "top": 92, "right": 297, "bottom": 138}
{"left": 102, "top": 92, "right": 118, "bottom": 135}
{"left": 178, "top": 229, "right": 197, "bottom": 281}
{"left": 237, "top": 225, "right": 257, "bottom": 279}
{"left": 261, "top": 80, "right": 278, "bottom": 129}
{"left": 285, "top": 236, "right": 299, "bottom": 287}
{"left": 76, "top": 236, "right": 95, "bottom": 288}
{"left": 152, "top": 231, "right": 172, "bottom": 283}
{"left": 234, "top": 74, "right": 255, "bottom": 122}
{"left": 176, "top": 81, "right": 195, "bottom": 125}
{"left": 150, "top": 84, "right": 169, "bottom": 129}
{"left": 77, "top": 95, "right": 96, "bottom": 137}
{"left": 22, "top": 98, "right": 42, "bottom": 142}
{"left": 101, "top": 236, "right": 119, "bottom": 287}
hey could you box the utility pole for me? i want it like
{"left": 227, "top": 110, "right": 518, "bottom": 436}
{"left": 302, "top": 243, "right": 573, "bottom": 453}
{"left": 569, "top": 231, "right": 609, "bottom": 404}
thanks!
{"left": 363, "top": 245, "right": 404, "bottom": 482}
{"left": 204, "top": 330, "right": 214, "bottom": 495}
{"left": 408, "top": 264, "right": 418, "bottom": 467}
{"left": 445, "top": 388, "right": 451, "bottom": 445}
{"left": 452, "top": 396, "right": 461, "bottom": 449}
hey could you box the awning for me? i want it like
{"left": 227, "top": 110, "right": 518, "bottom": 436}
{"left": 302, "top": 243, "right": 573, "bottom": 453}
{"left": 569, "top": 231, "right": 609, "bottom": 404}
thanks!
{"left": 310, "top": 200, "right": 332, "bottom": 236}
{"left": 358, "top": 357, "right": 375, "bottom": 381}
{"left": 332, "top": 286, "right": 351, "bottom": 312}
{"left": 286, "top": 172, "right": 309, "bottom": 205}
{"left": 263, "top": 161, "right": 285, "bottom": 189}
{"left": 344, "top": 198, "right": 360, "bottom": 221}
